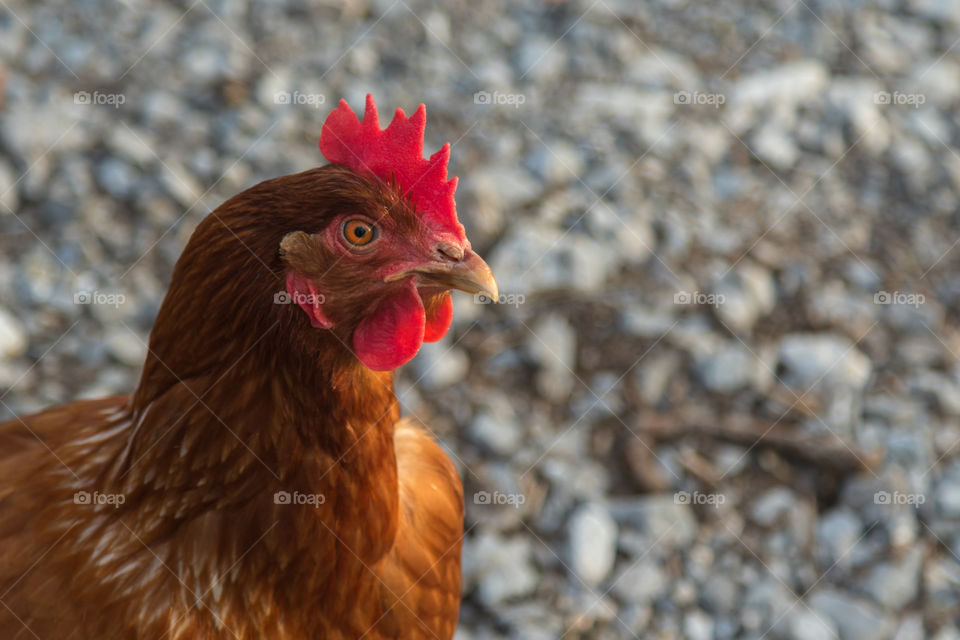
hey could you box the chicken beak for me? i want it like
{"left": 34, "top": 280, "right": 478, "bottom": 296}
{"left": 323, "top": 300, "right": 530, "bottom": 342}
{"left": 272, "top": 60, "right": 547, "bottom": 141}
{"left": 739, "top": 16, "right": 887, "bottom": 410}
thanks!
{"left": 387, "top": 249, "right": 499, "bottom": 300}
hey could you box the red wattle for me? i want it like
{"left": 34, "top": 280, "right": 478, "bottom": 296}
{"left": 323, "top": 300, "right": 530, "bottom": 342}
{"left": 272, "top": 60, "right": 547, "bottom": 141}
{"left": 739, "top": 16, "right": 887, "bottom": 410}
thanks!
{"left": 352, "top": 281, "right": 426, "bottom": 371}
{"left": 423, "top": 292, "right": 453, "bottom": 342}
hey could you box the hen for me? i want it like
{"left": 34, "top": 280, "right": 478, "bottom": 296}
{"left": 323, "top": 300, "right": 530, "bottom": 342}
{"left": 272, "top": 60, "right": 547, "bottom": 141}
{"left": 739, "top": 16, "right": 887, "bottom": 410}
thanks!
{"left": 0, "top": 95, "right": 496, "bottom": 639}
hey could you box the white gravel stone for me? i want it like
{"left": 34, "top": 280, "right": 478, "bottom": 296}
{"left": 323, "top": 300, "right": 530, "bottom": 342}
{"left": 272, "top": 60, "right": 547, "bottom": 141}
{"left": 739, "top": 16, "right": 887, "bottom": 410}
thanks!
{"left": 105, "top": 330, "right": 147, "bottom": 367}
{"left": 727, "top": 60, "right": 829, "bottom": 133}
{"left": 609, "top": 496, "right": 698, "bottom": 547}
{"left": 97, "top": 157, "right": 138, "bottom": 197}
{"left": 700, "top": 574, "right": 739, "bottom": 614}
{"left": 527, "top": 314, "right": 577, "bottom": 401}
{"left": 684, "top": 609, "right": 714, "bottom": 640}
{"left": 528, "top": 141, "right": 584, "bottom": 185}
{"left": 863, "top": 547, "right": 922, "bottom": 609}
{"left": 611, "top": 559, "right": 668, "bottom": 604}
{"left": 787, "top": 609, "right": 839, "bottom": 640}
{"left": 464, "top": 533, "right": 539, "bottom": 606}
{"left": 568, "top": 502, "right": 618, "bottom": 586}
{"left": 0, "top": 308, "right": 28, "bottom": 360}
{"left": 733, "top": 60, "right": 830, "bottom": 109}
{"left": 827, "top": 77, "right": 891, "bottom": 154}
{"left": 817, "top": 507, "right": 863, "bottom": 569}
{"left": 0, "top": 161, "right": 19, "bottom": 213}
{"left": 712, "top": 262, "right": 776, "bottom": 334}
{"left": 413, "top": 341, "right": 470, "bottom": 389}
{"left": 469, "top": 409, "right": 520, "bottom": 456}
{"left": 586, "top": 200, "right": 656, "bottom": 264}
{"left": 936, "top": 474, "right": 960, "bottom": 518}
{"left": 809, "top": 589, "right": 895, "bottom": 640}
{"left": 892, "top": 615, "right": 925, "bottom": 640}
{"left": 697, "top": 343, "right": 756, "bottom": 393}
{"left": 753, "top": 124, "right": 800, "bottom": 170}
{"left": 634, "top": 351, "right": 681, "bottom": 404}
{"left": 749, "top": 487, "right": 797, "bottom": 527}
{"left": 778, "top": 333, "right": 872, "bottom": 390}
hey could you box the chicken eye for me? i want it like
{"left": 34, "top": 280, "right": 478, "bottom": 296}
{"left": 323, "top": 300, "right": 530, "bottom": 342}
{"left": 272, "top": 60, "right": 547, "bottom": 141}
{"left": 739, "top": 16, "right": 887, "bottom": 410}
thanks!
{"left": 343, "top": 219, "right": 376, "bottom": 247}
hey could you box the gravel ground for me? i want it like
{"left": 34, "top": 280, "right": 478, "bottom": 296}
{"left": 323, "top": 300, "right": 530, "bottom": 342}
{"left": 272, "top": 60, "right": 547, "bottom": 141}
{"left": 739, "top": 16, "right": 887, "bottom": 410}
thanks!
{"left": 2, "top": 1, "right": 960, "bottom": 638}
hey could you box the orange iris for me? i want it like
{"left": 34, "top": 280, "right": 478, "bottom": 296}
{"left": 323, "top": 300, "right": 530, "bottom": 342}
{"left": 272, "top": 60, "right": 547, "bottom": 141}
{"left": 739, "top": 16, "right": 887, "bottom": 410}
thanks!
{"left": 343, "top": 219, "right": 375, "bottom": 246}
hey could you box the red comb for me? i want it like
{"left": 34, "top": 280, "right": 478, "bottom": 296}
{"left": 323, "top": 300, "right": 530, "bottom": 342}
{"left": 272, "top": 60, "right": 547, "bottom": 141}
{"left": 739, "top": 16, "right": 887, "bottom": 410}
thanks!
{"left": 320, "top": 95, "right": 465, "bottom": 242}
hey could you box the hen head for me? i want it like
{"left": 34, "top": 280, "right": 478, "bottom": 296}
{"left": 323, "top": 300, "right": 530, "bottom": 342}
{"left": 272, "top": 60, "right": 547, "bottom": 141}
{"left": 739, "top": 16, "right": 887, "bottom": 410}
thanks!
{"left": 278, "top": 95, "right": 496, "bottom": 371}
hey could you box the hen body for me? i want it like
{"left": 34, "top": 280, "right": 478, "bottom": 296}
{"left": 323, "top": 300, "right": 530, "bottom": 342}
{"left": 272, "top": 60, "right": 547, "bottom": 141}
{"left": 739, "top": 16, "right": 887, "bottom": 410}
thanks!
{"left": 0, "top": 162, "right": 480, "bottom": 638}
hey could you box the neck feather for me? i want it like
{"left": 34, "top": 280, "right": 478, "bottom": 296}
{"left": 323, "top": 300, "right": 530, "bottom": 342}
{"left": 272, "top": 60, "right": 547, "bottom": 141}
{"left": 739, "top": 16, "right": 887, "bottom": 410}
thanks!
{"left": 100, "top": 198, "right": 404, "bottom": 602}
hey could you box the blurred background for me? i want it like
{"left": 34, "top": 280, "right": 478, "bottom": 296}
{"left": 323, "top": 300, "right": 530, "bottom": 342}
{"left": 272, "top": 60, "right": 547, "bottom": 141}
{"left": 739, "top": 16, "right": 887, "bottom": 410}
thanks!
{"left": 1, "top": 0, "right": 959, "bottom": 638}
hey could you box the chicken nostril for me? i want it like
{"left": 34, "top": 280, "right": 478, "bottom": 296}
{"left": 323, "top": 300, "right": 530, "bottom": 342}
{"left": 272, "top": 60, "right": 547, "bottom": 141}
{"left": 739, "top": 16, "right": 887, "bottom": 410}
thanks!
{"left": 436, "top": 242, "right": 464, "bottom": 262}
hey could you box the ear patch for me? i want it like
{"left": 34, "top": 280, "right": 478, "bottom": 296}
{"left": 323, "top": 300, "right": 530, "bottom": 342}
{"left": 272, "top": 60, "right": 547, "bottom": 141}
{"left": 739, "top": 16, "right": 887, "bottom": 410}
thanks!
{"left": 285, "top": 270, "right": 333, "bottom": 329}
